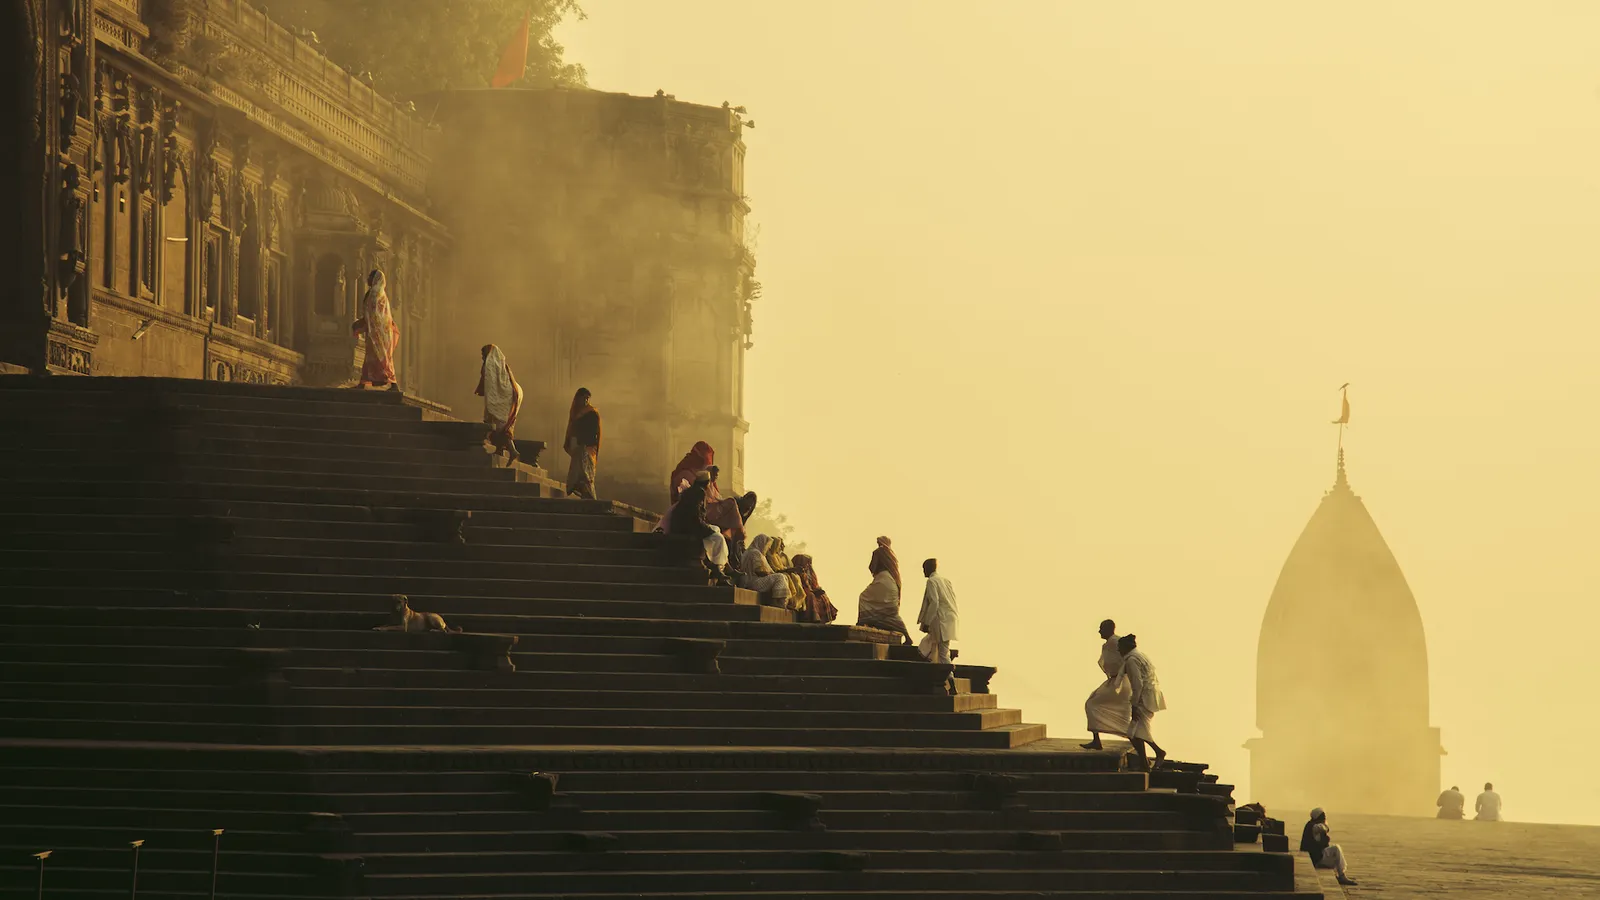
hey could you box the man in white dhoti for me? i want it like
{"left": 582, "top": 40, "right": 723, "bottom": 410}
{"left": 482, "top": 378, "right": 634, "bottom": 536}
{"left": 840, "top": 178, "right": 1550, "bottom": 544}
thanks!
{"left": 1475, "top": 783, "right": 1502, "bottom": 821}
{"left": 1117, "top": 634, "right": 1167, "bottom": 769}
{"left": 1082, "top": 618, "right": 1131, "bottom": 750}
{"left": 916, "top": 558, "right": 958, "bottom": 665}
{"left": 1300, "top": 808, "right": 1358, "bottom": 886}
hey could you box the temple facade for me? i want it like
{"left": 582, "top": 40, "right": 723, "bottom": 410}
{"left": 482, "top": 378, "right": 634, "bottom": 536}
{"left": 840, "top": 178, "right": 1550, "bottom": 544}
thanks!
{"left": 1, "top": 0, "right": 754, "bottom": 510}
{"left": 1246, "top": 451, "right": 1443, "bottom": 816}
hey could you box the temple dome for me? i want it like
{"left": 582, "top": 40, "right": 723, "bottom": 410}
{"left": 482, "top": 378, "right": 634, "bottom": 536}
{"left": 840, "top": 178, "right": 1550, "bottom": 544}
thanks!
{"left": 1249, "top": 450, "right": 1439, "bottom": 815}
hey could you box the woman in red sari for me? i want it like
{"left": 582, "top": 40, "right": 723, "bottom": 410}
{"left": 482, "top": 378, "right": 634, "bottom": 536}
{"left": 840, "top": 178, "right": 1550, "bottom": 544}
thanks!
{"left": 670, "top": 441, "right": 715, "bottom": 505}
{"left": 564, "top": 388, "right": 601, "bottom": 499}
{"left": 350, "top": 269, "right": 399, "bottom": 390}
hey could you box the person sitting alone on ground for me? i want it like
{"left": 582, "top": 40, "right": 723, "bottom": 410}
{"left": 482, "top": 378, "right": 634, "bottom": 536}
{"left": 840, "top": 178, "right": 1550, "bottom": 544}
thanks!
{"left": 1300, "top": 808, "right": 1358, "bottom": 886}
{"left": 917, "top": 558, "right": 959, "bottom": 665}
{"left": 1082, "top": 618, "right": 1131, "bottom": 750}
{"left": 737, "top": 535, "right": 792, "bottom": 607}
{"left": 856, "top": 536, "right": 911, "bottom": 644}
{"left": 1475, "top": 782, "right": 1503, "bottom": 821}
{"left": 666, "top": 471, "right": 733, "bottom": 586}
{"left": 475, "top": 344, "right": 521, "bottom": 463}
{"left": 1437, "top": 785, "right": 1465, "bottom": 820}
{"left": 1118, "top": 634, "right": 1167, "bottom": 770}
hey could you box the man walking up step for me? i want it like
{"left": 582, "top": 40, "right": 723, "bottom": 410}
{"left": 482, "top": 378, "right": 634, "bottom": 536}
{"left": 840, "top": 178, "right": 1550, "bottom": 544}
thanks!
{"left": 917, "top": 558, "right": 959, "bottom": 665}
{"left": 1118, "top": 634, "right": 1167, "bottom": 769}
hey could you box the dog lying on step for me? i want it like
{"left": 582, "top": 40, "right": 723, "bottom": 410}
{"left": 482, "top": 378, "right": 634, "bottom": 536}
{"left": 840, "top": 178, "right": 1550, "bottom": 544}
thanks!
{"left": 373, "top": 594, "right": 462, "bottom": 633}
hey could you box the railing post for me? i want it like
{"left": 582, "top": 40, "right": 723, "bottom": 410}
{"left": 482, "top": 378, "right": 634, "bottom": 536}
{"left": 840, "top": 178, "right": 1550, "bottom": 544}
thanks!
{"left": 128, "top": 840, "right": 144, "bottom": 900}
{"left": 208, "top": 829, "right": 224, "bottom": 900}
{"left": 32, "top": 850, "right": 51, "bottom": 900}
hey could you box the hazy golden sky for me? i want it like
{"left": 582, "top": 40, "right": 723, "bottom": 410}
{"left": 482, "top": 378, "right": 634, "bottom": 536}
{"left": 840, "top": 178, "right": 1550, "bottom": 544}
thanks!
{"left": 559, "top": 1, "right": 1600, "bottom": 825}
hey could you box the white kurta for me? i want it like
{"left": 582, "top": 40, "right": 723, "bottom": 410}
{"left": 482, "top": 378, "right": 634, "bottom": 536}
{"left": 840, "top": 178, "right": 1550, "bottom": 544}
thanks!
{"left": 1121, "top": 649, "right": 1166, "bottom": 742}
{"left": 1084, "top": 635, "right": 1132, "bottom": 736}
{"left": 917, "top": 574, "right": 959, "bottom": 643}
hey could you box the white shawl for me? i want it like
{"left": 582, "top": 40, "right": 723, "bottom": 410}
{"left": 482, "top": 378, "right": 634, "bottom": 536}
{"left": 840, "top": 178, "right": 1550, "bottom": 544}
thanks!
{"left": 360, "top": 270, "right": 395, "bottom": 364}
{"left": 480, "top": 345, "right": 520, "bottom": 426}
{"left": 857, "top": 569, "right": 901, "bottom": 619}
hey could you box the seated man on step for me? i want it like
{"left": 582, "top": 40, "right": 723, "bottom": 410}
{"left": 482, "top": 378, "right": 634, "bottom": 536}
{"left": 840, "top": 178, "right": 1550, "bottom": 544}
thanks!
{"left": 1300, "top": 808, "right": 1358, "bottom": 886}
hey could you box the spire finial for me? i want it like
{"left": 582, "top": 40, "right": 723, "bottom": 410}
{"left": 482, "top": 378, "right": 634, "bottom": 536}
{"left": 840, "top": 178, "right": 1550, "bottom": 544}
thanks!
{"left": 1334, "top": 447, "right": 1350, "bottom": 491}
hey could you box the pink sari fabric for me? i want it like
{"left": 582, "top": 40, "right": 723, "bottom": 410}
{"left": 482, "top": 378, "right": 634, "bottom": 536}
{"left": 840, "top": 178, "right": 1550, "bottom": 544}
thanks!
{"left": 353, "top": 270, "right": 398, "bottom": 386}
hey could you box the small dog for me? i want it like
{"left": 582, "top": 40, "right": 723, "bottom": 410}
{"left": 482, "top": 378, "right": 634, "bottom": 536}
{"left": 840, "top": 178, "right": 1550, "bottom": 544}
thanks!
{"left": 373, "top": 594, "right": 460, "bottom": 633}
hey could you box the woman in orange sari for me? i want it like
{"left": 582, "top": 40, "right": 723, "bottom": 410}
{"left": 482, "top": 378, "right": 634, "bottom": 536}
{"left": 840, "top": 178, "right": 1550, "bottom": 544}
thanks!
{"left": 350, "top": 269, "right": 398, "bottom": 390}
{"left": 564, "top": 387, "right": 601, "bottom": 499}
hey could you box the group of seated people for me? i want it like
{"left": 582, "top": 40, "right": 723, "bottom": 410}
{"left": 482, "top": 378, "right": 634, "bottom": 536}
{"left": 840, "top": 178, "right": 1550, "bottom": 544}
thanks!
{"left": 660, "top": 442, "right": 838, "bottom": 625}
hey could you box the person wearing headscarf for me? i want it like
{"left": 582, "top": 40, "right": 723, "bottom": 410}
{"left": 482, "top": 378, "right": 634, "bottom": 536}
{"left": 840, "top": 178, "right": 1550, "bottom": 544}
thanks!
{"left": 792, "top": 554, "right": 837, "bottom": 624}
{"left": 737, "top": 534, "right": 792, "bottom": 607}
{"left": 350, "top": 269, "right": 399, "bottom": 390}
{"left": 670, "top": 442, "right": 715, "bottom": 505}
{"left": 916, "top": 558, "right": 959, "bottom": 665}
{"left": 857, "top": 537, "right": 911, "bottom": 644}
{"left": 1118, "top": 634, "right": 1168, "bottom": 770}
{"left": 764, "top": 536, "right": 806, "bottom": 613}
{"left": 475, "top": 344, "right": 521, "bottom": 462}
{"left": 1300, "top": 809, "right": 1358, "bottom": 886}
{"left": 666, "top": 471, "right": 733, "bottom": 586}
{"left": 563, "top": 387, "right": 601, "bottom": 499}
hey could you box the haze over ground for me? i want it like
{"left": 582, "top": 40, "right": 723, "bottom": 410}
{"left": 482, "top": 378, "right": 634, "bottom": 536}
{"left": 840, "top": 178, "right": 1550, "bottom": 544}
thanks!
{"left": 557, "top": 1, "right": 1600, "bottom": 826}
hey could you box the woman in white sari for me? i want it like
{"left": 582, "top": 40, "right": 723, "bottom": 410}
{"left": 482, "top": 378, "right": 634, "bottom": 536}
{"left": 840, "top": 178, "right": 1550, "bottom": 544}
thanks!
{"left": 857, "top": 538, "right": 912, "bottom": 644}
{"left": 475, "top": 344, "right": 522, "bottom": 462}
{"left": 351, "top": 269, "right": 399, "bottom": 390}
{"left": 736, "top": 535, "right": 792, "bottom": 607}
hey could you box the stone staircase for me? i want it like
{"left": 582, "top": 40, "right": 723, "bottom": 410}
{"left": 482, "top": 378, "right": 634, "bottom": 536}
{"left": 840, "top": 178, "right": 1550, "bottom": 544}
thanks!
{"left": 0, "top": 376, "right": 1320, "bottom": 898}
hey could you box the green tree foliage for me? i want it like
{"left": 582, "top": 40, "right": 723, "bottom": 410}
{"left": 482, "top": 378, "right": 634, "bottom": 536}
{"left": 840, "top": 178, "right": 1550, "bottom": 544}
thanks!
{"left": 258, "top": 0, "right": 586, "bottom": 97}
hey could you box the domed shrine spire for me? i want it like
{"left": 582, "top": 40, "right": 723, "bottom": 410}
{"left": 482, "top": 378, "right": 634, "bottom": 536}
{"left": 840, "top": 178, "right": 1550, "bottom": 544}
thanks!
{"left": 1246, "top": 439, "right": 1442, "bottom": 816}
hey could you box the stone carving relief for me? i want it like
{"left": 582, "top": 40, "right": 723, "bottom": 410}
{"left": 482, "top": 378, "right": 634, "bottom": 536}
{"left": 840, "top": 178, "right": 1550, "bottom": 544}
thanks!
{"left": 47, "top": 339, "right": 91, "bottom": 375}
{"left": 58, "top": 72, "right": 81, "bottom": 153}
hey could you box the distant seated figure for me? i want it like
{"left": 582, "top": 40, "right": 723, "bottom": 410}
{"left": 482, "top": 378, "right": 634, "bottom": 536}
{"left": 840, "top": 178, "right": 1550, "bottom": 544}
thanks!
{"left": 764, "top": 535, "right": 807, "bottom": 613}
{"left": 737, "top": 535, "right": 792, "bottom": 607}
{"left": 666, "top": 471, "right": 732, "bottom": 586}
{"left": 856, "top": 537, "right": 911, "bottom": 644}
{"left": 1300, "top": 808, "right": 1358, "bottom": 886}
{"left": 708, "top": 490, "right": 758, "bottom": 566}
{"left": 1475, "top": 783, "right": 1502, "bottom": 821}
{"left": 1436, "top": 785, "right": 1465, "bottom": 820}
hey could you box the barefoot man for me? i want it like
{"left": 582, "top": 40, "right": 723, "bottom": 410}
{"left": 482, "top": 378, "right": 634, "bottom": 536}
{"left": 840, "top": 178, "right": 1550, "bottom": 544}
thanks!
{"left": 1118, "top": 634, "right": 1167, "bottom": 768}
{"left": 1082, "top": 618, "right": 1131, "bottom": 750}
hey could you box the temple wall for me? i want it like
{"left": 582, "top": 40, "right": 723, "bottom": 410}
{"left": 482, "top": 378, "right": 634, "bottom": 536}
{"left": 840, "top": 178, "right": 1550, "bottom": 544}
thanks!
{"left": 428, "top": 88, "right": 755, "bottom": 511}
{"left": 2, "top": 0, "right": 451, "bottom": 398}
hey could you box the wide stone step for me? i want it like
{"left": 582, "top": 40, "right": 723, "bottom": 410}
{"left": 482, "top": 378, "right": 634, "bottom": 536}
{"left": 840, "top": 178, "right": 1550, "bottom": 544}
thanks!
{"left": 0, "top": 479, "right": 630, "bottom": 517}
{"left": 0, "top": 765, "right": 1130, "bottom": 794}
{"left": 1, "top": 533, "right": 683, "bottom": 567}
{"left": 0, "top": 375, "right": 425, "bottom": 406}
{"left": 1, "top": 449, "right": 525, "bottom": 483}
{"left": 0, "top": 384, "right": 425, "bottom": 415}
{"left": 356, "top": 867, "right": 1287, "bottom": 894}
{"left": 0, "top": 699, "right": 1020, "bottom": 732}
{"left": 2, "top": 717, "right": 1047, "bottom": 748}
{"left": 0, "top": 502, "right": 641, "bottom": 532}
{"left": 0, "top": 625, "right": 882, "bottom": 659}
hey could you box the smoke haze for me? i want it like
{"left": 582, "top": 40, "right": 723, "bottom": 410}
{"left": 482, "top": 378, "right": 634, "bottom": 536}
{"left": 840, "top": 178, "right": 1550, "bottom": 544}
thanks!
{"left": 557, "top": 1, "right": 1600, "bottom": 825}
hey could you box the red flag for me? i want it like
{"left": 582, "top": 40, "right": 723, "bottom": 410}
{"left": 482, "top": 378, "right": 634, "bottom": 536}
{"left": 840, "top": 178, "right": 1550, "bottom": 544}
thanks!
{"left": 489, "top": 10, "right": 531, "bottom": 88}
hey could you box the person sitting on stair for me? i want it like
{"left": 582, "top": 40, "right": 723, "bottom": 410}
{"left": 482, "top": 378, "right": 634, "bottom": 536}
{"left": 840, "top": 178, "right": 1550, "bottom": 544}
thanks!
{"left": 666, "top": 471, "right": 733, "bottom": 586}
{"left": 737, "top": 535, "right": 792, "bottom": 606}
{"left": 1301, "top": 808, "right": 1358, "bottom": 886}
